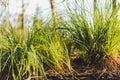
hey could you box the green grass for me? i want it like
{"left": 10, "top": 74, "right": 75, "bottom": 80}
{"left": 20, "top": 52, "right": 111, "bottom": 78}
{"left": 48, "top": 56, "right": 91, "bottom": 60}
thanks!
{"left": 65, "top": 0, "right": 120, "bottom": 61}
{"left": 0, "top": 18, "right": 72, "bottom": 79}
{"left": 0, "top": 0, "right": 120, "bottom": 80}
{"left": 0, "top": 26, "right": 46, "bottom": 79}
{"left": 30, "top": 24, "right": 72, "bottom": 71}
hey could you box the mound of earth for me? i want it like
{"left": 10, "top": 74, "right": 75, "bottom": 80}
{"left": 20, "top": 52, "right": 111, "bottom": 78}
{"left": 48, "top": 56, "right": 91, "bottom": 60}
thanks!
{"left": 47, "top": 56, "right": 120, "bottom": 80}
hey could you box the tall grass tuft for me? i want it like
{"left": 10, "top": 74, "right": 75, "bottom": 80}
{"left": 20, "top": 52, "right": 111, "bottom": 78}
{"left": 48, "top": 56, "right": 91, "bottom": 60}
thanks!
{"left": 31, "top": 21, "right": 72, "bottom": 73}
{"left": 65, "top": 0, "right": 120, "bottom": 62}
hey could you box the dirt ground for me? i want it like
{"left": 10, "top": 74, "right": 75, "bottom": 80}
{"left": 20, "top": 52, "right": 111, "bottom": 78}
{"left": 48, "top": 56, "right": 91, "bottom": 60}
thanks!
{"left": 47, "top": 56, "right": 120, "bottom": 80}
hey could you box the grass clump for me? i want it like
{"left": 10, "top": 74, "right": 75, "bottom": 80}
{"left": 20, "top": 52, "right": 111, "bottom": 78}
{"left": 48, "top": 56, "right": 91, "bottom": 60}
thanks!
{"left": 66, "top": 0, "right": 120, "bottom": 67}
{"left": 31, "top": 22, "right": 72, "bottom": 72}
{"left": 0, "top": 26, "right": 47, "bottom": 80}
{"left": 0, "top": 18, "right": 72, "bottom": 79}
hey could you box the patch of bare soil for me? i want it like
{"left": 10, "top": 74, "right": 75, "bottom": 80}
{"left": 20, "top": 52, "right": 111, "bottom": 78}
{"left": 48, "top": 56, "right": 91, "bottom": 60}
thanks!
{"left": 95, "top": 56, "right": 120, "bottom": 71}
{"left": 47, "top": 56, "right": 120, "bottom": 80}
